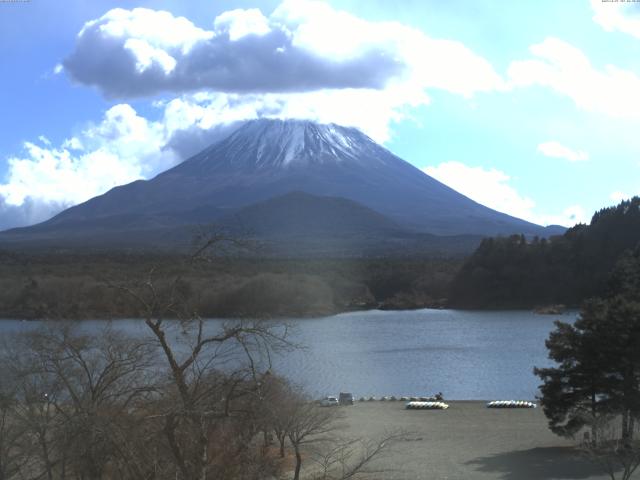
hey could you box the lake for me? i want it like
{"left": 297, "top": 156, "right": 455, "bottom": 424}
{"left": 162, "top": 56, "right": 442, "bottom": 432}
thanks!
{"left": 0, "top": 309, "right": 576, "bottom": 400}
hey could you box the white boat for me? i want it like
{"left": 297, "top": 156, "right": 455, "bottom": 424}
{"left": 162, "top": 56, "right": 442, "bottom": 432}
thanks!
{"left": 486, "top": 400, "right": 536, "bottom": 409}
{"left": 405, "top": 401, "right": 449, "bottom": 410}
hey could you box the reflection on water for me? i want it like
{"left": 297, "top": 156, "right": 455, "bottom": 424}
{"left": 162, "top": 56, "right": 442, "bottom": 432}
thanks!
{"left": 0, "top": 309, "right": 576, "bottom": 400}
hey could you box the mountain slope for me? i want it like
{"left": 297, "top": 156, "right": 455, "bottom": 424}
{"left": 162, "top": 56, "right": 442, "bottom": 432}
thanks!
{"left": 220, "top": 191, "right": 403, "bottom": 237}
{"left": 0, "top": 119, "right": 561, "bottom": 250}
{"left": 215, "top": 191, "right": 483, "bottom": 257}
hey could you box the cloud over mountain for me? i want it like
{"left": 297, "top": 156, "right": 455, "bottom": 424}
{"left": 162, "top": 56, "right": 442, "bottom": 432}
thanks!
{"left": 63, "top": 5, "right": 405, "bottom": 98}
{"left": 62, "top": 1, "right": 503, "bottom": 100}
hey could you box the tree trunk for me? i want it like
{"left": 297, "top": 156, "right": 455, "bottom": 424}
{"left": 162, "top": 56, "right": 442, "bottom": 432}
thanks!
{"left": 39, "top": 428, "right": 54, "bottom": 480}
{"left": 292, "top": 444, "right": 302, "bottom": 480}
{"left": 198, "top": 420, "right": 208, "bottom": 480}
{"left": 622, "top": 409, "right": 630, "bottom": 444}
{"left": 591, "top": 390, "right": 598, "bottom": 445}
{"left": 164, "top": 415, "right": 190, "bottom": 480}
{"left": 280, "top": 436, "right": 286, "bottom": 458}
{"left": 60, "top": 449, "right": 67, "bottom": 479}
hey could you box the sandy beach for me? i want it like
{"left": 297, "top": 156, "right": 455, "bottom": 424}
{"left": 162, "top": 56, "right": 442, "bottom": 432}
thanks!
{"left": 333, "top": 401, "right": 610, "bottom": 480}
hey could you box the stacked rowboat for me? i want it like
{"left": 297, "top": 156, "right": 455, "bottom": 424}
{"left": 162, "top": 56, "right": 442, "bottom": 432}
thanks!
{"left": 405, "top": 401, "right": 449, "bottom": 410}
{"left": 486, "top": 400, "right": 536, "bottom": 408}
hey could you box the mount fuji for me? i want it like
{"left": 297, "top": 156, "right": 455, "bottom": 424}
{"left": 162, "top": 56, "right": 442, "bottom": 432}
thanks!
{"left": 0, "top": 119, "right": 563, "bottom": 253}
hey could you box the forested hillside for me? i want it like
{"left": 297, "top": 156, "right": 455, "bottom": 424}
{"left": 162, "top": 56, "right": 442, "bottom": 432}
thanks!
{"left": 0, "top": 253, "right": 460, "bottom": 319}
{"left": 451, "top": 197, "right": 640, "bottom": 308}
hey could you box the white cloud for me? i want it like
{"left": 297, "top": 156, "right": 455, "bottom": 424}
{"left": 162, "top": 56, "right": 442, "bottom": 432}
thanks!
{"left": 62, "top": 137, "right": 83, "bottom": 150}
{"left": 163, "top": 85, "right": 427, "bottom": 145}
{"left": 537, "top": 141, "right": 588, "bottom": 162}
{"left": 0, "top": 104, "right": 179, "bottom": 228}
{"left": 255, "top": 87, "right": 426, "bottom": 142}
{"left": 89, "top": 7, "right": 213, "bottom": 51}
{"left": 213, "top": 8, "right": 271, "bottom": 41}
{"left": 63, "top": 2, "right": 503, "bottom": 101}
{"left": 508, "top": 37, "right": 640, "bottom": 118}
{"left": 423, "top": 161, "right": 535, "bottom": 220}
{"left": 272, "top": 0, "right": 504, "bottom": 96}
{"left": 423, "top": 161, "right": 587, "bottom": 227}
{"left": 63, "top": 5, "right": 404, "bottom": 97}
{"left": 610, "top": 191, "right": 634, "bottom": 203}
{"left": 592, "top": 0, "right": 640, "bottom": 39}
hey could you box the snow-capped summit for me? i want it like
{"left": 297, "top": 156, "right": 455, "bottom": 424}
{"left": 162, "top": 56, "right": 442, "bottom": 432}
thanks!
{"left": 182, "top": 118, "right": 383, "bottom": 172}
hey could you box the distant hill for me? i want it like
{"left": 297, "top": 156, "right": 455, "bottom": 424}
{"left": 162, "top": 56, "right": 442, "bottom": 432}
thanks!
{"left": 221, "top": 191, "right": 403, "bottom": 237}
{"left": 0, "top": 119, "right": 562, "bottom": 253}
{"left": 450, "top": 197, "right": 640, "bottom": 308}
{"left": 217, "top": 191, "right": 483, "bottom": 257}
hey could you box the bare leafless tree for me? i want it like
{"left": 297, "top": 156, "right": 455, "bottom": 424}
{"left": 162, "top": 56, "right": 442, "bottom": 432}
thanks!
{"left": 2, "top": 324, "right": 158, "bottom": 480}
{"left": 273, "top": 388, "right": 405, "bottom": 480}
{"left": 309, "top": 430, "right": 406, "bottom": 480}
{"left": 0, "top": 372, "right": 27, "bottom": 480}
{"left": 111, "top": 235, "right": 293, "bottom": 480}
{"left": 285, "top": 396, "right": 342, "bottom": 480}
{"left": 10, "top": 368, "right": 62, "bottom": 480}
{"left": 261, "top": 374, "right": 294, "bottom": 458}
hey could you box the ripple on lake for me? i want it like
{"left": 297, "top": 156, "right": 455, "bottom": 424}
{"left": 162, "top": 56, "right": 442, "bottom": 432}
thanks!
{"left": 0, "top": 309, "right": 576, "bottom": 400}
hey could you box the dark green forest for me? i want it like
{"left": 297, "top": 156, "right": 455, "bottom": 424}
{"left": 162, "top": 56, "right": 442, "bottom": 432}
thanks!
{"left": 451, "top": 197, "right": 640, "bottom": 309}
{"left": 0, "top": 252, "right": 459, "bottom": 320}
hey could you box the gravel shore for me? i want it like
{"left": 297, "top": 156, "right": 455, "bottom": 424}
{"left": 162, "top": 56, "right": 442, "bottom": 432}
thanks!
{"left": 334, "top": 401, "right": 609, "bottom": 480}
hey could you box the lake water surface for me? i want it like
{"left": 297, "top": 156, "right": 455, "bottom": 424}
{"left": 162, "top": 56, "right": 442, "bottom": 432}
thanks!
{"left": 0, "top": 309, "right": 576, "bottom": 400}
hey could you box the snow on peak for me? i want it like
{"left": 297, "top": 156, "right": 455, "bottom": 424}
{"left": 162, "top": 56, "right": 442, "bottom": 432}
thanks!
{"left": 181, "top": 118, "right": 393, "bottom": 175}
{"left": 222, "top": 118, "right": 379, "bottom": 168}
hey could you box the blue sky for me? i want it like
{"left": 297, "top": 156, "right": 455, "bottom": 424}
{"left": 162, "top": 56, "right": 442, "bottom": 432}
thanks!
{"left": 1, "top": 0, "right": 639, "bottom": 230}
